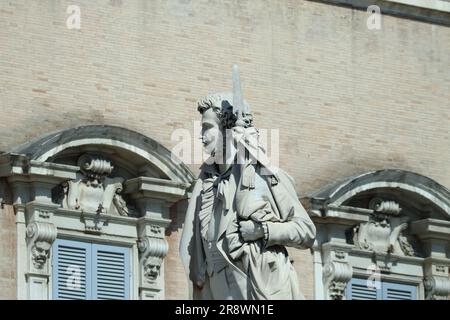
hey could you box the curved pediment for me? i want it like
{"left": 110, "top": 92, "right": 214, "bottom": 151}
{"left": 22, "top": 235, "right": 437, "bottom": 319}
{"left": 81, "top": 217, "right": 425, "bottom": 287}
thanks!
{"left": 1, "top": 125, "right": 195, "bottom": 218}
{"left": 9, "top": 125, "right": 194, "bottom": 184}
{"left": 309, "top": 169, "right": 450, "bottom": 261}
{"left": 309, "top": 169, "right": 450, "bottom": 219}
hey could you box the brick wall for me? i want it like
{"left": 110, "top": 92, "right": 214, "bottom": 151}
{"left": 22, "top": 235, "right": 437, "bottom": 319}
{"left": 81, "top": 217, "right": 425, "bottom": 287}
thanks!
{"left": 0, "top": 179, "right": 16, "bottom": 299}
{"left": 0, "top": 0, "right": 449, "bottom": 299}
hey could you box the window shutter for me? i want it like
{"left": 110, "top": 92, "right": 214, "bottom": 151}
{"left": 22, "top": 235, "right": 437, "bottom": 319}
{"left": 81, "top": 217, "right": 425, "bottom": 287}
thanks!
{"left": 382, "top": 282, "right": 416, "bottom": 300}
{"left": 346, "top": 277, "right": 381, "bottom": 300}
{"left": 92, "top": 243, "right": 130, "bottom": 300}
{"left": 52, "top": 239, "right": 92, "bottom": 300}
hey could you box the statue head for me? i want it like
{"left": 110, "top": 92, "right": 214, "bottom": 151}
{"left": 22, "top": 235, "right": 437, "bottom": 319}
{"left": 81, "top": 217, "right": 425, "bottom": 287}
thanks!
{"left": 197, "top": 92, "right": 253, "bottom": 158}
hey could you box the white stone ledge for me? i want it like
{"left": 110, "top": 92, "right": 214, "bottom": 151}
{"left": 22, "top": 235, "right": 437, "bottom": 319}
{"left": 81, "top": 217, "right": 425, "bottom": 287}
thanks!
{"left": 310, "top": 0, "right": 450, "bottom": 26}
{"left": 391, "top": 0, "right": 450, "bottom": 12}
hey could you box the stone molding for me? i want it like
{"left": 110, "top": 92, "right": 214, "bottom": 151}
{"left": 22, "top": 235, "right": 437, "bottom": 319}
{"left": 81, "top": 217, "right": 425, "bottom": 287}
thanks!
{"left": 310, "top": 0, "right": 450, "bottom": 26}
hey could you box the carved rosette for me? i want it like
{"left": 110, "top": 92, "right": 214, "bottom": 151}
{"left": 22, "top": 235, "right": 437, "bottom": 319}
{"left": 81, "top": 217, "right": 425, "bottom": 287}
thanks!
{"left": 323, "top": 250, "right": 353, "bottom": 300}
{"left": 26, "top": 222, "right": 57, "bottom": 270}
{"left": 137, "top": 236, "right": 169, "bottom": 283}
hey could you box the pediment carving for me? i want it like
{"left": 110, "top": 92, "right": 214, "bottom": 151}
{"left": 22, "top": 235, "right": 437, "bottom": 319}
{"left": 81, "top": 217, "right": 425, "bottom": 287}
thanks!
{"left": 56, "top": 154, "right": 131, "bottom": 216}
{"left": 352, "top": 197, "right": 417, "bottom": 256}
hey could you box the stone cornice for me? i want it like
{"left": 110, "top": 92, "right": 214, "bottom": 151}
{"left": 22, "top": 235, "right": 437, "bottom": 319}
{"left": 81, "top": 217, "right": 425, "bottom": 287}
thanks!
{"left": 311, "top": 205, "right": 371, "bottom": 225}
{"left": 309, "top": 0, "right": 450, "bottom": 26}
{"left": 410, "top": 218, "right": 450, "bottom": 240}
{"left": 0, "top": 154, "right": 78, "bottom": 182}
{"left": 55, "top": 207, "right": 139, "bottom": 225}
{"left": 124, "top": 176, "right": 191, "bottom": 202}
{"left": 350, "top": 247, "right": 425, "bottom": 264}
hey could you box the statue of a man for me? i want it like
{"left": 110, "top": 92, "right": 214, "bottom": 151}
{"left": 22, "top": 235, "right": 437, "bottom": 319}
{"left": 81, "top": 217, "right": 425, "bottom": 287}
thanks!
{"left": 180, "top": 72, "right": 316, "bottom": 300}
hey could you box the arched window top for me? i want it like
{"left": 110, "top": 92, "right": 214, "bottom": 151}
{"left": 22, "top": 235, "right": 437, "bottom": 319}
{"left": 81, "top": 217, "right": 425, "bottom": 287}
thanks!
{"left": 9, "top": 125, "right": 194, "bottom": 184}
{"left": 309, "top": 169, "right": 450, "bottom": 219}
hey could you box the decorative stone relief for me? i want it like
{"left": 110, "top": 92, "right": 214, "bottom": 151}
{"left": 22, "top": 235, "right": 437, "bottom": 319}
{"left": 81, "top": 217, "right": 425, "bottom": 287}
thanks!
{"left": 143, "top": 256, "right": 163, "bottom": 281}
{"left": 150, "top": 225, "right": 162, "bottom": 235}
{"left": 323, "top": 250, "right": 353, "bottom": 300}
{"left": 423, "top": 262, "right": 450, "bottom": 300}
{"left": 424, "top": 276, "right": 450, "bottom": 300}
{"left": 37, "top": 209, "right": 51, "bottom": 219}
{"left": 58, "top": 154, "right": 130, "bottom": 216}
{"left": 80, "top": 212, "right": 109, "bottom": 234}
{"left": 352, "top": 198, "right": 416, "bottom": 256}
{"left": 137, "top": 236, "right": 168, "bottom": 284}
{"left": 26, "top": 222, "right": 57, "bottom": 270}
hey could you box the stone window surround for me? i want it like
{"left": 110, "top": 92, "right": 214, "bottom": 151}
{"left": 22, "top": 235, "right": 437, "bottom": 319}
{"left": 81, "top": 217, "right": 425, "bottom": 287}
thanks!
{"left": 308, "top": 169, "right": 450, "bottom": 300}
{"left": 0, "top": 125, "right": 194, "bottom": 300}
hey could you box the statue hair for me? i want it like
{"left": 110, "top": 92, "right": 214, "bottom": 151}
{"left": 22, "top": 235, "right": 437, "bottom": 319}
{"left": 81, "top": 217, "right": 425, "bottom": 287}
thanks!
{"left": 197, "top": 92, "right": 253, "bottom": 129}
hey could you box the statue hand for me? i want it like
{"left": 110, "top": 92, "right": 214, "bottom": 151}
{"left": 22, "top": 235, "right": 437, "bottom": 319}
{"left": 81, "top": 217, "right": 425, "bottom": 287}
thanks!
{"left": 239, "top": 220, "right": 264, "bottom": 242}
{"left": 195, "top": 280, "right": 204, "bottom": 290}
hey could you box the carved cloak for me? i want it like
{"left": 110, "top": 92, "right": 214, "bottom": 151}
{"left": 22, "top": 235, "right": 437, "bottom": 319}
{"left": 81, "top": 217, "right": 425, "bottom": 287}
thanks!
{"left": 227, "top": 161, "right": 316, "bottom": 299}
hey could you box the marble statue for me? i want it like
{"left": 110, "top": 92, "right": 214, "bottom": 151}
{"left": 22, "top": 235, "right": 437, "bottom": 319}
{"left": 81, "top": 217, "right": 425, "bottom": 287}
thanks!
{"left": 180, "top": 66, "right": 316, "bottom": 300}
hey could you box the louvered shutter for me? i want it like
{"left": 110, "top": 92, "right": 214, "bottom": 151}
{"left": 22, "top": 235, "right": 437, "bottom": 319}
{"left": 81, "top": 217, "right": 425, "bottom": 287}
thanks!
{"left": 52, "top": 239, "right": 92, "bottom": 300}
{"left": 346, "top": 277, "right": 381, "bottom": 300}
{"left": 382, "top": 282, "right": 416, "bottom": 300}
{"left": 92, "top": 243, "right": 130, "bottom": 300}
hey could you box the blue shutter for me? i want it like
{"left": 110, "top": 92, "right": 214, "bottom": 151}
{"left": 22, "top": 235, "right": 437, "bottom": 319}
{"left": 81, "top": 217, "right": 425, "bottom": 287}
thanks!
{"left": 92, "top": 243, "right": 130, "bottom": 300}
{"left": 382, "top": 282, "right": 416, "bottom": 300}
{"left": 346, "top": 278, "right": 381, "bottom": 300}
{"left": 52, "top": 239, "right": 92, "bottom": 300}
{"left": 346, "top": 278, "right": 417, "bottom": 300}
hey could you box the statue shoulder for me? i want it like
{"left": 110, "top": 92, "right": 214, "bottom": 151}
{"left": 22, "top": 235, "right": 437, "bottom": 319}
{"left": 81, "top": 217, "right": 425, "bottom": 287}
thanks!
{"left": 258, "top": 165, "right": 296, "bottom": 188}
{"left": 276, "top": 168, "right": 296, "bottom": 187}
{"left": 262, "top": 167, "right": 300, "bottom": 200}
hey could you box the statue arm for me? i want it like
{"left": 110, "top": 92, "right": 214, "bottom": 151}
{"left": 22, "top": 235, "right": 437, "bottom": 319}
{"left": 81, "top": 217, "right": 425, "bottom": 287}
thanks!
{"left": 265, "top": 215, "right": 316, "bottom": 249}
{"left": 264, "top": 170, "right": 316, "bottom": 249}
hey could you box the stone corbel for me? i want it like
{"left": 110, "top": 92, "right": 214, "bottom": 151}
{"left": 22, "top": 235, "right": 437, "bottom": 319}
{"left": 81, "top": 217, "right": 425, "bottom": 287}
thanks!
{"left": 410, "top": 220, "right": 450, "bottom": 299}
{"left": 423, "top": 260, "right": 450, "bottom": 300}
{"left": 424, "top": 276, "right": 450, "bottom": 300}
{"left": 26, "top": 221, "right": 57, "bottom": 271}
{"left": 24, "top": 201, "right": 60, "bottom": 272}
{"left": 136, "top": 216, "right": 171, "bottom": 300}
{"left": 125, "top": 176, "right": 189, "bottom": 299}
{"left": 137, "top": 236, "right": 169, "bottom": 284}
{"left": 322, "top": 245, "right": 353, "bottom": 300}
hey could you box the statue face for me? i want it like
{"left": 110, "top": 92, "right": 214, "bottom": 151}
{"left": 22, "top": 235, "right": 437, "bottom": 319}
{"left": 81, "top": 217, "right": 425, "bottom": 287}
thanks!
{"left": 201, "top": 108, "right": 222, "bottom": 156}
